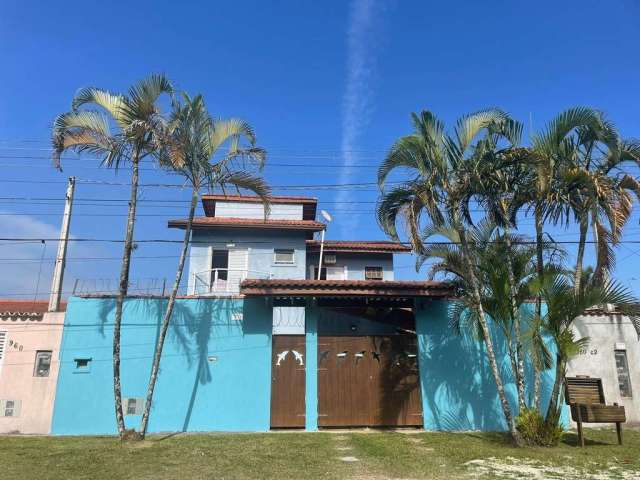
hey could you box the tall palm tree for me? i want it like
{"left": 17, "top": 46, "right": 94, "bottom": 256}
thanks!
{"left": 52, "top": 74, "right": 173, "bottom": 437}
{"left": 541, "top": 274, "right": 640, "bottom": 426}
{"left": 377, "top": 109, "right": 524, "bottom": 444}
{"left": 138, "top": 93, "right": 269, "bottom": 437}
{"left": 532, "top": 108, "right": 640, "bottom": 293}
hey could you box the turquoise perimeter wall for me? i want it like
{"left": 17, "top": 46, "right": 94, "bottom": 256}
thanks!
{"left": 52, "top": 297, "right": 565, "bottom": 434}
{"left": 52, "top": 297, "right": 272, "bottom": 435}
{"left": 416, "top": 299, "right": 567, "bottom": 430}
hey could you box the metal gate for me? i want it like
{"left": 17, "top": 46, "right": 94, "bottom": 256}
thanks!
{"left": 270, "top": 335, "right": 306, "bottom": 428}
{"left": 317, "top": 336, "right": 422, "bottom": 427}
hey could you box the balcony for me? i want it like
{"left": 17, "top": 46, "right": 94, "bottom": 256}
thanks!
{"left": 191, "top": 269, "right": 273, "bottom": 296}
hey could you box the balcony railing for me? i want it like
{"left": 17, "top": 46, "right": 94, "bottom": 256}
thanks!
{"left": 192, "top": 269, "right": 272, "bottom": 296}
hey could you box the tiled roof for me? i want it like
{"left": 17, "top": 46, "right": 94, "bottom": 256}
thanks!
{"left": 240, "top": 279, "right": 451, "bottom": 297}
{"left": 306, "top": 240, "right": 411, "bottom": 254}
{"left": 0, "top": 300, "right": 66, "bottom": 320}
{"left": 168, "top": 217, "right": 326, "bottom": 231}
{"left": 0, "top": 300, "right": 66, "bottom": 314}
{"left": 201, "top": 194, "right": 317, "bottom": 204}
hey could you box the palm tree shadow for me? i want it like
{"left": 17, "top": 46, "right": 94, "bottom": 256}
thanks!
{"left": 418, "top": 302, "right": 517, "bottom": 432}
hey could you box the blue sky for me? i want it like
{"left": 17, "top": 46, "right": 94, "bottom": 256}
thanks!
{"left": 1, "top": 0, "right": 639, "bottom": 298}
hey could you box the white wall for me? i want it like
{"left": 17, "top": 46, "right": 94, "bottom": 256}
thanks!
{"left": 567, "top": 314, "right": 640, "bottom": 425}
{"left": 306, "top": 253, "right": 395, "bottom": 280}
{"left": 188, "top": 229, "right": 308, "bottom": 294}
{"left": 215, "top": 201, "right": 303, "bottom": 220}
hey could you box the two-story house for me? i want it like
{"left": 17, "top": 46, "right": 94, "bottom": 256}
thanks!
{"left": 50, "top": 194, "right": 564, "bottom": 435}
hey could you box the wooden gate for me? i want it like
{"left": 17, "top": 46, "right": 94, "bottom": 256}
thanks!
{"left": 270, "top": 335, "right": 306, "bottom": 428}
{"left": 318, "top": 336, "right": 422, "bottom": 427}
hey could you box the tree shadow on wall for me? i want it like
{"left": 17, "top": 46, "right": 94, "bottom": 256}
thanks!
{"left": 93, "top": 296, "right": 242, "bottom": 432}
{"left": 419, "top": 325, "right": 516, "bottom": 432}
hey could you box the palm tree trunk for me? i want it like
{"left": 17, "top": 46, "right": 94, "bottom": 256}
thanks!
{"left": 573, "top": 216, "right": 588, "bottom": 294}
{"left": 545, "top": 353, "right": 566, "bottom": 426}
{"left": 533, "top": 205, "right": 544, "bottom": 410}
{"left": 591, "top": 210, "right": 605, "bottom": 286}
{"left": 113, "top": 151, "right": 141, "bottom": 438}
{"left": 456, "top": 226, "right": 522, "bottom": 445}
{"left": 139, "top": 187, "right": 198, "bottom": 438}
{"left": 503, "top": 226, "right": 526, "bottom": 412}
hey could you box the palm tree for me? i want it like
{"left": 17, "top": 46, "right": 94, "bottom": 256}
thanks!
{"left": 419, "top": 221, "right": 560, "bottom": 412}
{"left": 377, "top": 109, "right": 524, "bottom": 444}
{"left": 52, "top": 74, "right": 173, "bottom": 437}
{"left": 531, "top": 108, "right": 640, "bottom": 293}
{"left": 541, "top": 274, "right": 640, "bottom": 426}
{"left": 138, "top": 93, "right": 270, "bottom": 437}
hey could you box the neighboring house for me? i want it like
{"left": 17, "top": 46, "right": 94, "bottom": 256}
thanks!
{"left": 0, "top": 300, "right": 66, "bottom": 434}
{"left": 51, "top": 195, "right": 561, "bottom": 434}
{"left": 567, "top": 308, "right": 640, "bottom": 425}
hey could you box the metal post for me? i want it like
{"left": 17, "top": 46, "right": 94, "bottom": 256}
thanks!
{"left": 317, "top": 229, "right": 325, "bottom": 280}
{"left": 48, "top": 177, "right": 75, "bottom": 312}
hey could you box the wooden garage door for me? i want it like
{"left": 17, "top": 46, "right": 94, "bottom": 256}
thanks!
{"left": 318, "top": 336, "right": 422, "bottom": 427}
{"left": 270, "top": 335, "right": 306, "bottom": 428}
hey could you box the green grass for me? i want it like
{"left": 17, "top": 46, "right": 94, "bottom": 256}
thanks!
{"left": 1, "top": 429, "right": 639, "bottom": 479}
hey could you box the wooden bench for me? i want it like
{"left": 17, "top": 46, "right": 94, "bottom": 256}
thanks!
{"left": 565, "top": 376, "right": 626, "bottom": 447}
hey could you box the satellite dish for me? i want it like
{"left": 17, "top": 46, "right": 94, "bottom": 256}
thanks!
{"left": 321, "top": 210, "right": 333, "bottom": 222}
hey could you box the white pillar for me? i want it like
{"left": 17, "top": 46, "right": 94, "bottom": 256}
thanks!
{"left": 48, "top": 176, "right": 75, "bottom": 312}
{"left": 316, "top": 229, "right": 325, "bottom": 280}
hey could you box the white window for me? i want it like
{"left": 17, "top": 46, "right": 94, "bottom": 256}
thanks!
{"left": 34, "top": 350, "right": 52, "bottom": 377}
{"left": 0, "top": 399, "right": 21, "bottom": 417}
{"left": 323, "top": 254, "right": 337, "bottom": 265}
{"left": 0, "top": 331, "right": 6, "bottom": 375}
{"left": 615, "top": 350, "right": 633, "bottom": 397}
{"left": 274, "top": 249, "right": 295, "bottom": 264}
{"left": 365, "top": 266, "right": 384, "bottom": 280}
{"left": 313, "top": 266, "right": 345, "bottom": 280}
{"left": 123, "top": 397, "right": 144, "bottom": 415}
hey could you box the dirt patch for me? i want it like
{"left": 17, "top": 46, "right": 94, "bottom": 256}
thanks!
{"left": 465, "top": 456, "right": 640, "bottom": 479}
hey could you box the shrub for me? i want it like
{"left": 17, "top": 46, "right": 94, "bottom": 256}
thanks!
{"left": 516, "top": 408, "right": 563, "bottom": 447}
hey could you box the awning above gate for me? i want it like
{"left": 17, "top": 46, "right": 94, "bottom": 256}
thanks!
{"left": 240, "top": 279, "right": 452, "bottom": 298}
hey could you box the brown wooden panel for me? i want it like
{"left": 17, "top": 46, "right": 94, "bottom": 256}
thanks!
{"left": 271, "top": 335, "right": 306, "bottom": 428}
{"left": 318, "top": 335, "right": 422, "bottom": 427}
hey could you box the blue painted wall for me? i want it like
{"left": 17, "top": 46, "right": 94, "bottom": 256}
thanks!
{"left": 52, "top": 296, "right": 272, "bottom": 435}
{"left": 416, "top": 299, "right": 567, "bottom": 431}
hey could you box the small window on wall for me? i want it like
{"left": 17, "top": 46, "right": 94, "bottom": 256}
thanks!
{"left": 34, "top": 350, "right": 52, "bottom": 377}
{"left": 0, "top": 400, "right": 20, "bottom": 417}
{"left": 74, "top": 358, "right": 92, "bottom": 373}
{"left": 365, "top": 266, "right": 384, "bottom": 280}
{"left": 274, "top": 249, "right": 295, "bottom": 264}
{"left": 124, "top": 397, "right": 144, "bottom": 415}
{"left": 615, "top": 350, "right": 633, "bottom": 397}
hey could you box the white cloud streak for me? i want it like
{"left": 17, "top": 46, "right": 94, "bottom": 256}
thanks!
{"left": 336, "top": 0, "right": 384, "bottom": 237}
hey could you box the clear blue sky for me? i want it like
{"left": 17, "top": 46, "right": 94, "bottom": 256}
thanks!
{"left": 1, "top": 0, "right": 639, "bottom": 298}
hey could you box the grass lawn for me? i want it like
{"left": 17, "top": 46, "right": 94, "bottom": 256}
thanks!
{"left": 2, "top": 428, "right": 639, "bottom": 479}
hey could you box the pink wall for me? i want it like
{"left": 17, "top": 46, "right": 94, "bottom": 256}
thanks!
{"left": 0, "top": 312, "right": 64, "bottom": 434}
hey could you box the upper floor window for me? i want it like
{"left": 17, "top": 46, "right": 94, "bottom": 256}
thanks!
{"left": 34, "top": 350, "right": 52, "bottom": 377}
{"left": 365, "top": 266, "right": 384, "bottom": 280}
{"left": 274, "top": 249, "right": 295, "bottom": 265}
{"left": 615, "top": 349, "right": 633, "bottom": 397}
{"left": 211, "top": 249, "right": 229, "bottom": 281}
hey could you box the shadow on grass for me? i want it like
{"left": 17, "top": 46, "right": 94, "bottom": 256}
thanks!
{"left": 561, "top": 432, "right": 613, "bottom": 447}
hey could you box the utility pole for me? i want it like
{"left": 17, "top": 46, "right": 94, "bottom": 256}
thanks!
{"left": 48, "top": 176, "right": 75, "bottom": 312}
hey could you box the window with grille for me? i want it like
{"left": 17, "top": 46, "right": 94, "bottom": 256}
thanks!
{"left": 124, "top": 397, "right": 144, "bottom": 415}
{"left": 274, "top": 249, "right": 295, "bottom": 264}
{"left": 365, "top": 266, "right": 384, "bottom": 280}
{"left": 0, "top": 330, "right": 6, "bottom": 361}
{"left": 1, "top": 399, "right": 20, "bottom": 417}
{"left": 34, "top": 350, "right": 52, "bottom": 377}
{"left": 615, "top": 350, "right": 633, "bottom": 397}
